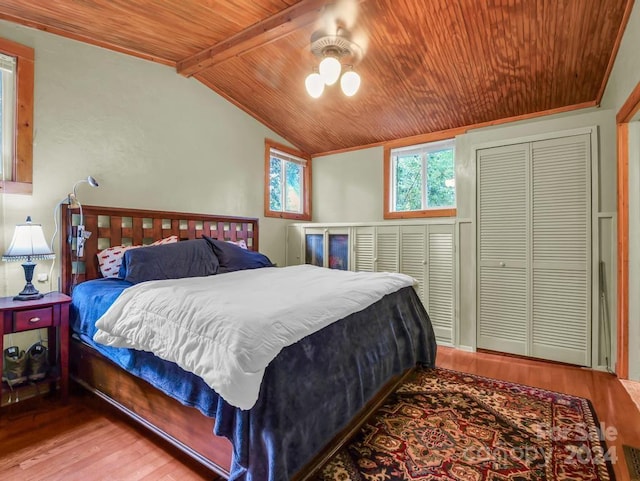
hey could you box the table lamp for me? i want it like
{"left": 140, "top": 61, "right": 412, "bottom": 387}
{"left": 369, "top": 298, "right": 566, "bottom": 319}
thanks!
{"left": 2, "top": 217, "right": 55, "bottom": 300}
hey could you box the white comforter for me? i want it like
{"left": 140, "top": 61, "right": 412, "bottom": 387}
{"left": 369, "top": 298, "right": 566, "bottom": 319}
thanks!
{"left": 94, "top": 264, "right": 414, "bottom": 409}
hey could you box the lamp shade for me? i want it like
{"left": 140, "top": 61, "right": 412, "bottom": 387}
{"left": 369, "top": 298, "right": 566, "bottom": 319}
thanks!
{"left": 2, "top": 217, "right": 55, "bottom": 262}
{"left": 340, "top": 70, "right": 361, "bottom": 96}
{"left": 305, "top": 72, "right": 325, "bottom": 98}
{"left": 319, "top": 55, "right": 341, "bottom": 85}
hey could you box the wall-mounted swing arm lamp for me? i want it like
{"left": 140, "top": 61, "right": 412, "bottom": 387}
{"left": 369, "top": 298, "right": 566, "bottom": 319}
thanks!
{"left": 305, "top": 28, "right": 363, "bottom": 98}
{"left": 70, "top": 175, "right": 99, "bottom": 257}
{"left": 49, "top": 176, "right": 99, "bottom": 291}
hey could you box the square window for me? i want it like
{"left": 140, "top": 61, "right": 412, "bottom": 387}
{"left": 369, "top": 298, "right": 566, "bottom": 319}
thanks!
{"left": 387, "top": 139, "right": 456, "bottom": 218}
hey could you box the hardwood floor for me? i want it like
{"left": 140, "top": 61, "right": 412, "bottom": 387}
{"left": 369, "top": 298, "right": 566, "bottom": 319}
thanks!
{"left": 0, "top": 390, "right": 220, "bottom": 481}
{"left": 1, "top": 347, "right": 638, "bottom": 480}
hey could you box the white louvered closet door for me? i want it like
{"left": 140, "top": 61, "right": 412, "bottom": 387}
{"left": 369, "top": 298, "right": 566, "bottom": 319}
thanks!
{"left": 353, "top": 226, "right": 400, "bottom": 274}
{"left": 531, "top": 135, "right": 591, "bottom": 365}
{"left": 400, "top": 224, "right": 455, "bottom": 344}
{"left": 400, "top": 225, "right": 427, "bottom": 300}
{"left": 427, "top": 225, "right": 455, "bottom": 344}
{"left": 477, "top": 143, "right": 529, "bottom": 356}
{"left": 477, "top": 135, "right": 591, "bottom": 365}
{"left": 375, "top": 226, "right": 399, "bottom": 273}
{"left": 353, "top": 226, "right": 375, "bottom": 272}
{"left": 400, "top": 225, "right": 428, "bottom": 300}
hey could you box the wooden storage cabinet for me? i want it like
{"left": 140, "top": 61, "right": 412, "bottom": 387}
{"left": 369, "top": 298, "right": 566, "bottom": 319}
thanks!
{"left": 0, "top": 293, "right": 71, "bottom": 406}
{"left": 287, "top": 222, "right": 456, "bottom": 345}
{"left": 352, "top": 224, "right": 455, "bottom": 344}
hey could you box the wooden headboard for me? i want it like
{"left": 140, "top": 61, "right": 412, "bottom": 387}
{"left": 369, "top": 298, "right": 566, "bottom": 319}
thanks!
{"left": 61, "top": 204, "right": 259, "bottom": 295}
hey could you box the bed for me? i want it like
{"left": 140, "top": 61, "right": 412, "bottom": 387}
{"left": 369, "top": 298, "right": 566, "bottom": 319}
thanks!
{"left": 61, "top": 204, "right": 437, "bottom": 480}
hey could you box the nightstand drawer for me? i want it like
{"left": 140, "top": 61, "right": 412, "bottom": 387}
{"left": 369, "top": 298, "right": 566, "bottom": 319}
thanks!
{"left": 13, "top": 307, "right": 54, "bottom": 331}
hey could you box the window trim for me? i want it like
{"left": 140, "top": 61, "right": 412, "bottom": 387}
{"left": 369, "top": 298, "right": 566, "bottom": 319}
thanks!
{"left": 0, "top": 37, "right": 34, "bottom": 195}
{"left": 383, "top": 136, "right": 457, "bottom": 220}
{"left": 264, "top": 139, "right": 312, "bottom": 220}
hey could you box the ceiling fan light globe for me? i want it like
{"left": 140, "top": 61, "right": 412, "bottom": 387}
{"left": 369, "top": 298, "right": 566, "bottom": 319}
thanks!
{"left": 340, "top": 70, "right": 361, "bottom": 96}
{"left": 305, "top": 72, "right": 325, "bottom": 98}
{"left": 319, "top": 56, "right": 341, "bottom": 85}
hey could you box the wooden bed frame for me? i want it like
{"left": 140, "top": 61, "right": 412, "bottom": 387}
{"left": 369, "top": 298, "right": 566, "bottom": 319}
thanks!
{"left": 61, "top": 204, "right": 410, "bottom": 480}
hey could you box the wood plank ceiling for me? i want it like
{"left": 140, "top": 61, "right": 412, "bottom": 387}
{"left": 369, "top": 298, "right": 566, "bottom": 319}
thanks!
{"left": 0, "top": 0, "right": 632, "bottom": 155}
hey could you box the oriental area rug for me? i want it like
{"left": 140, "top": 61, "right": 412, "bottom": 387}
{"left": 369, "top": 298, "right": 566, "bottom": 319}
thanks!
{"left": 314, "top": 367, "right": 615, "bottom": 481}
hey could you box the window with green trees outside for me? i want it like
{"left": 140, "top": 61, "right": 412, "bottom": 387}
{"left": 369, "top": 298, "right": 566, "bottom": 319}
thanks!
{"left": 390, "top": 139, "right": 455, "bottom": 213}
{"left": 264, "top": 139, "right": 311, "bottom": 220}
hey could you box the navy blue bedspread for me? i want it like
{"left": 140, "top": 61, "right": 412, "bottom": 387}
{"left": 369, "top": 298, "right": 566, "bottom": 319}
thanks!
{"left": 71, "top": 277, "right": 437, "bottom": 481}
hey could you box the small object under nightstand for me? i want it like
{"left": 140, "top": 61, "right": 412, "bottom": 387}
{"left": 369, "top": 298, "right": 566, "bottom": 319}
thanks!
{"left": 0, "top": 293, "right": 71, "bottom": 407}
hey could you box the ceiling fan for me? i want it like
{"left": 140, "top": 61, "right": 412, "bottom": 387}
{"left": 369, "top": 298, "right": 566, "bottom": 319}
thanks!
{"left": 305, "top": 0, "right": 367, "bottom": 98}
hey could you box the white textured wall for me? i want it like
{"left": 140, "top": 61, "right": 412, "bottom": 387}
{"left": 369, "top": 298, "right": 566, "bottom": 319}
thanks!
{"left": 0, "top": 21, "right": 291, "bottom": 348}
{"left": 312, "top": 146, "right": 384, "bottom": 222}
{"left": 601, "top": 2, "right": 640, "bottom": 112}
{"left": 602, "top": 1, "right": 640, "bottom": 381}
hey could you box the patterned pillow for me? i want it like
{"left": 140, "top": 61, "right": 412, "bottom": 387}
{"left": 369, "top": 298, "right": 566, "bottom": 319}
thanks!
{"left": 226, "top": 239, "right": 248, "bottom": 249}
{"left": 97, "top": 235, "right": 178, "bottom": 278}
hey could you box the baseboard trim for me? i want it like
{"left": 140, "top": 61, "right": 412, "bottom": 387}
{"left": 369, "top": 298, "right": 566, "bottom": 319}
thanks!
{"left": 455, "top": 345, "right": 475, "bottom": 352}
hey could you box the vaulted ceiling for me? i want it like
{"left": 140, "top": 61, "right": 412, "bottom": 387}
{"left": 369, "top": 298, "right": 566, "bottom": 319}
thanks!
{"left": 0, "top": 0, "right": 632, "bottom": 155}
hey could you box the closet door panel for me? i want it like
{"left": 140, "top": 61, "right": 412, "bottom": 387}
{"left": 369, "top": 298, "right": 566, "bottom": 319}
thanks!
{"left": 478, "top": 267, "right": 528, "bottom": 354}
{"left": 428, "top": 225, "right": 455, "bottom": 344}
{"left": 286, "top": 225, "right": 303, "bottom": 266}
{"left": 532, "top": 136, "right": 589, "bottom": 264}
{"left": 532, "top": 270, "right": 589, "bottom": 365}
{"left": 327, "top": 229, "right": 350, "bottom": 270}
{"left": 478, "top": 145, "right": 528, "bottom": 267}
{"left": 353, "top": 227, "right": 375, "bottom": 272}
{"left": 477, "top": 143, "right": 529, "bottom": 354}
{"left": 400, "top": 225, "right": 427, "bottom": 302}
{"left": 531, "top": 134, "right": 591, "bottom": 365}
{"left": 304, "top": 228, "right": 325, "bottom": 268}
{"left": 375, "top": 226, "right": 399, "bottom": 273}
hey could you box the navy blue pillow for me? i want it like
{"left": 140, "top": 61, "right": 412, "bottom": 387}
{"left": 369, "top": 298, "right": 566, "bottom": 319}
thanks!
{"left": 203, "top": 236, "right": 273, "bottom": 273}
{"left": 121, "top": 238, "right": 219, "bottom": 284}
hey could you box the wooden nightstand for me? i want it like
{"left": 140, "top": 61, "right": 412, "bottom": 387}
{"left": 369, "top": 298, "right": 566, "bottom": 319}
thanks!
{"left": 0, "top": 293, "right": 71, "bottom": 406}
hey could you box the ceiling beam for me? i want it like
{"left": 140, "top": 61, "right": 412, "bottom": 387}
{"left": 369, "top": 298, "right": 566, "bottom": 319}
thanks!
{"left": 177, "top": 0, "right": 327, "bottom": 77}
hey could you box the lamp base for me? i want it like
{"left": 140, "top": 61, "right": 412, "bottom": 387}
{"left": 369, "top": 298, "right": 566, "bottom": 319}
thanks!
{"left": 13, "top": 292, "right": 45, "bottom": 301}
{"left": 15, "top": 262, "right": 43, "bottom": 301}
